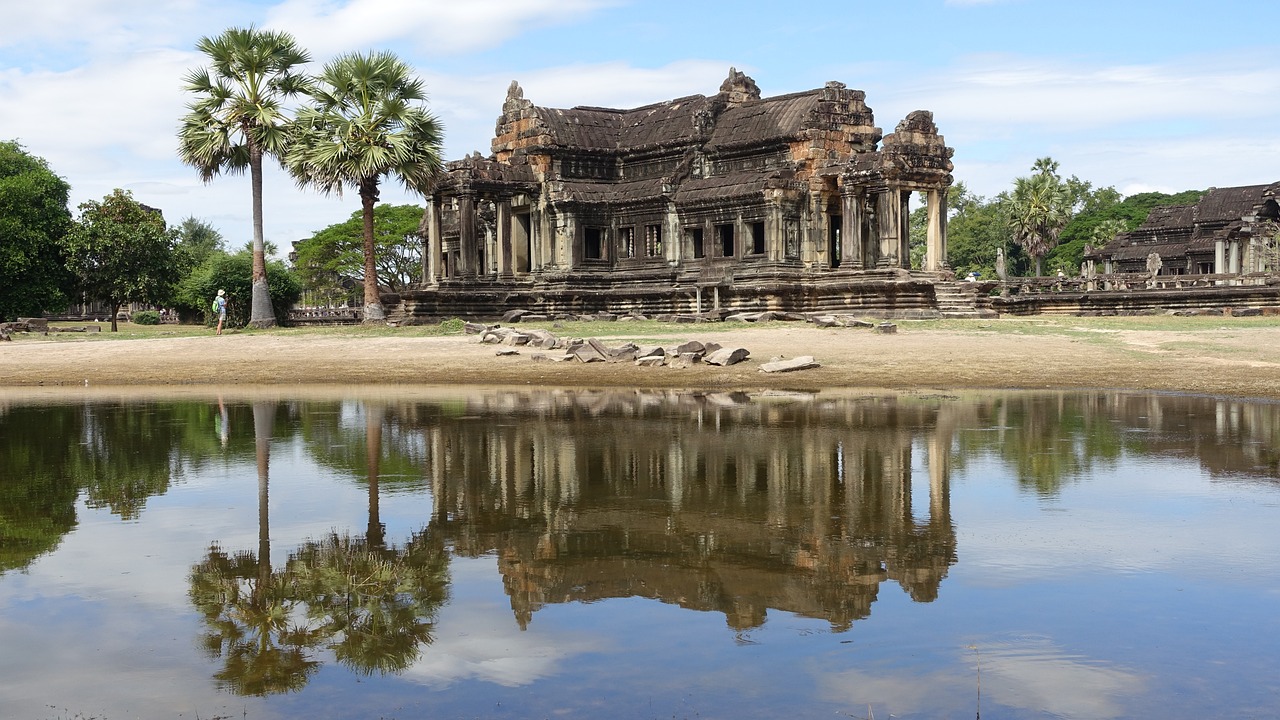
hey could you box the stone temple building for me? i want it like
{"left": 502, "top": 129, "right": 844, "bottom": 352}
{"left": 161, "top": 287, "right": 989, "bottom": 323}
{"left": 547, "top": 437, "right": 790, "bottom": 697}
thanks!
{"left": 390, "top": 69, "right": 956, "bottom": 321}
{"left": 1087, "top": 183, "right": 1280, "bottom": 276}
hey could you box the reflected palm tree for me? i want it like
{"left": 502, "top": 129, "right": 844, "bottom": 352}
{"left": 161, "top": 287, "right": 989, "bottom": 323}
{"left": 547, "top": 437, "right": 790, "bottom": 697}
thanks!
{"left": 189, "top": 400, "right": 323, "bottom": 695}
{"left": 287, "top": 528, "right": 448, "bottom": 675}
{"left": 288, "top": 400, "right": 449, "bottom": 675}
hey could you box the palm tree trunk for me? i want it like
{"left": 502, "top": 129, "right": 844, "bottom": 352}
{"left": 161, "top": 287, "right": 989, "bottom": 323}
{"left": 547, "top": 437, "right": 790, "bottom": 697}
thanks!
{"left": 360, "top": 180, "right": 385, "bottom": 323}
{"left": 253, "top": 401, "right": 276, "bottom": 583}
{"left": 248, "top": 144, "right": 277, "bottom": 329}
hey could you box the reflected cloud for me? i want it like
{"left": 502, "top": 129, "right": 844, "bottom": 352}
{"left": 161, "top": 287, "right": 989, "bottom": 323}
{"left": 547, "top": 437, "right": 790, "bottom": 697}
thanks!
{"left": 398, "top": 560, "right": 603, "bottom": 687}
{"left": 819, "top": 636, "right": 1144, "bottom": 719}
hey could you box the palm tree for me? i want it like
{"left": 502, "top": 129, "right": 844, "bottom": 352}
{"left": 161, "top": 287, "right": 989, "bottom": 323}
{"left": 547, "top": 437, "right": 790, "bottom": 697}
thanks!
{"left": 1007, "top": 172, "right": 1070, "bottom": 276}
{"left": 285, "top": 51, "right": 444, "bottom": 324}
{"left": 178, "top": 27, "right": 311, "bottom": 329}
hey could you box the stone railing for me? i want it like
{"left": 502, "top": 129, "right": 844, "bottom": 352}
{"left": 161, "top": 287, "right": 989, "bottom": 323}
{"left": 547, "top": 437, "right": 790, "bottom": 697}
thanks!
{"left": 286, "top": 307, "right": 363, "bottom": 325}
{"left": 998, "top": 272, "right": 1280, "bottom": 295}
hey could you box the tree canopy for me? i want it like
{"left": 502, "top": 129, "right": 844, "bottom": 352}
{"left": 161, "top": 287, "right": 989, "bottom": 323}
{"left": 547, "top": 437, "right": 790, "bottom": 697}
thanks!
{"left": 61, "top": 189, "right": 180, "bottom": 332}
{"left": 0, "top": 141, "right": 73, "bottom": 321}
{"left": 293, "top": 204, "right": 423, "bottom": 305}
{"left": 285, "top": 50, "right": 443, "bottom": 323}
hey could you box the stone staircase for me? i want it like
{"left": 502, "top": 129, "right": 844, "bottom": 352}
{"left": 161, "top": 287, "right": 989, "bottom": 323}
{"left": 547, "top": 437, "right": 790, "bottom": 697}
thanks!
{"left": 933, "top": 280, "right": 995, "bottom": 319}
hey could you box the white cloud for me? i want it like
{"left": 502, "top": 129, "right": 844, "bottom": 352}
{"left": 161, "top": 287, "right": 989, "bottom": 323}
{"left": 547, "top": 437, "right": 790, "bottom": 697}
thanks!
{"left": 265, "top": 0, "right": 621, "bottom": 58}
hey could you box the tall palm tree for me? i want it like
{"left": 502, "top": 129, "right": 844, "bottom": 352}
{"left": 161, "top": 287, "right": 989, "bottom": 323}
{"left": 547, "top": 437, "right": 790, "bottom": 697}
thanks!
{"left": 178, "top": 27, "right": 310, "bottom": 328}
{"left": 1007, "top": 172, "right": 1070, "bottom": 276}
{"left": 285, "top": 51, "right": 444, "bottom": 324}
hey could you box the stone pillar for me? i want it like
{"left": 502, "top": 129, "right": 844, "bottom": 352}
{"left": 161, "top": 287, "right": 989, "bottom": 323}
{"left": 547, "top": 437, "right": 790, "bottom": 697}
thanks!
{"left": 925, "top": 188, "right": 948, "bottom": 272}
{"left": 458, "top": 193, "right": 477, "bottom": 277}
{"left": 842, "top": 188, "right": 864, "bottom": 268}
{"left": 425, "top": 197, "right": 442, "bottom": 284}
{"left": 495, "top": 200, "right": 513, "bottom": 277}
{"left": 899, "top": 190, "right": 912, "bottom": 268}
{"left": 1215, "top": 238, "right": 1226, "bottom": 274}
{"left": 876, "top": 189, "right": 901, "bottom": 268}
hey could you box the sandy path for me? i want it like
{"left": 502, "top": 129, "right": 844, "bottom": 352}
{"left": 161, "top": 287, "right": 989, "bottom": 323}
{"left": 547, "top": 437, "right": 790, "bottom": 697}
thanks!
{"left": 4, "top": 322, "right": 1280, "bottom": 400}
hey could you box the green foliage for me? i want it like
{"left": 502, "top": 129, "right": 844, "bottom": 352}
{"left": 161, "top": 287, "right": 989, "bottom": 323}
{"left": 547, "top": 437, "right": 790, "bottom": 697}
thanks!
{"left": 62, "top": 189, "right": 180, "bottom": 331}
{"left": 0, "top": 141, "right": 73, "bottom": 321}
{"left": 174, "top": 216, "right": 224, "bottom": 269}
{"left": 179, "top": 249, "right": 302, "bottom": 327}
{"left": 132, "top": 310, "right": 161, "bottom": 325}
{"left": 293, "top": 204, "right": 424, "bottom": 303}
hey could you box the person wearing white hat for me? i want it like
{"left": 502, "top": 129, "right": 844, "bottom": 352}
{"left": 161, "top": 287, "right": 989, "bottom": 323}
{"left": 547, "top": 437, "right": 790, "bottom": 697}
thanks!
{"left": 213, "top": 289, "right": 227, "bottom": 335}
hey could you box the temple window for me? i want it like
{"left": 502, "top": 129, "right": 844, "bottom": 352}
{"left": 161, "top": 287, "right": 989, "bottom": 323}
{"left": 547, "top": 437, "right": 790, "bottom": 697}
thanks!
{"left": 619, "top": 227, "right": 636, "bottom": 259}
{"left": 716, "top": 223, "right": 735, "bottom": 258}
{"left": 689, "top": 227, "right": 705, "bottom": 259}
{"left": 750, "top": 222, "right": 765, "bottom": 255}
{"left": 645, "top": 225, "right": 663, "bottom": 257}
{"left": 585, "top": 227, "right": 604, "bottom": 260}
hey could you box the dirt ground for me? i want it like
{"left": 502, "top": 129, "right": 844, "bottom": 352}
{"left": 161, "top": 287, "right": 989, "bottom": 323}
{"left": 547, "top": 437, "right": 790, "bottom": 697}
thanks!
{"left": 4, "top": 318, "right": 1280, "bottom": 400}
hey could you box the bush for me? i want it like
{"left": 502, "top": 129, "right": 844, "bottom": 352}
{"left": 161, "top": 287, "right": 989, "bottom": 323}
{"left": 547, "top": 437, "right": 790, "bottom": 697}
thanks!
{"left": 177, "top": 250, "right": 302, "bottom": 327}
{"left": 132, "top": 310, "right": 161, "bottom": 325}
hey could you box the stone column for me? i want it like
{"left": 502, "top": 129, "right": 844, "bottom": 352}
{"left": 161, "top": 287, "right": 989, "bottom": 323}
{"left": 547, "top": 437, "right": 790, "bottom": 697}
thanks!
{"left": 842, "top": 187, "right": 864, "bottom": 268}
{"left": 496, "top": 200, "right": 513, "bottom": 277}
{"left": 1215, "top": 238, "right": 1226, "bottom": 274}
{"left": 925, "top": 188, "right": 948, "bottom": 272}
{"left": 458, "top": 193, "right": 477, "bottom": 277}
{"left": 876, "top": 189, "right": 901, "bottom": 268}
{"left": 425, "top": 197, "right": 442, "bottom": 284}
{"left": 899, "top": 190, "right": 912, "bottom": 268}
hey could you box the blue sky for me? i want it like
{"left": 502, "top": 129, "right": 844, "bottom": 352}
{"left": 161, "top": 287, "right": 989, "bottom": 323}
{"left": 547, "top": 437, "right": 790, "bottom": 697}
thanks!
{"left": 3, "top": 0, "right": 1277, "bottom": 251}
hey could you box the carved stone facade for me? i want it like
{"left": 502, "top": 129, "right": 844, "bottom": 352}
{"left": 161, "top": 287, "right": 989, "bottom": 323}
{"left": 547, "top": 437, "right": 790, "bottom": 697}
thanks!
{"left": 394, "top": 69, "right": 955, "bottom": 321}
{"left": 1087, "top": 183, "right": 1280, "bottom": 276}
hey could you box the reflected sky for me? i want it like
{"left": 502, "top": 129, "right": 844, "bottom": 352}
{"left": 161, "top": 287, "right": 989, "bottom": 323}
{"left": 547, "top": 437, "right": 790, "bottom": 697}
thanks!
{"left": 1, "top": 389, "right": 1278, "bottom": 720}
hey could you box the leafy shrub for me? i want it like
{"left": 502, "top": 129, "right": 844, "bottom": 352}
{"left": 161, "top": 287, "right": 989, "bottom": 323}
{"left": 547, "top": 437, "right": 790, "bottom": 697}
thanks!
{"left": 132, "top": 310, "right": 161, "bottom": 325}
{"left": 177, "top": 250, "right": 302, "bottom": 327}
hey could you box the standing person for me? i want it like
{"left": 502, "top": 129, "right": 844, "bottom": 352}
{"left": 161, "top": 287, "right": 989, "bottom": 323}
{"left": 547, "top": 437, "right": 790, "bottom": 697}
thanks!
{"left": 213, "top": 289, "right": 227, "bottom": 335}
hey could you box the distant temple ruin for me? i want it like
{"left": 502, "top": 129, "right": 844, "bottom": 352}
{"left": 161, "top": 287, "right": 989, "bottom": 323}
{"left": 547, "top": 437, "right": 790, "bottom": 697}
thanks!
{"left": 390, "top": 69, "right": 956, "bottom": 322}
{"left": 1087, "top": 183, "right": 1280, "bottom": 276}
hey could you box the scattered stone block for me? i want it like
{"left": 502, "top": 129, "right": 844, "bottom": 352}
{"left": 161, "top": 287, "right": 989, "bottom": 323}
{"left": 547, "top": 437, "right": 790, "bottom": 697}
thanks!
{"left": 759, "top": 356, "right": 820, "bottom": 373}
{"left": 501, "top": 309, "right": 532, "bottom": 323}
{"left": 704, "top": 347, "right": 750, "bottom": 366}
{"left": 571, "top": 343, "right": 607, "bottom": 363}
{"left": 463, "top": 321, "right": 488, "bottom": 334}
{"left": 875, "top": 322, "right": 898, "bottom": 334}
{"left": 495, "top": 348, "right": 520, "bottom": 356}
{"left": 673, "top": 340, "right": 705, "bottom": 357}
{"left": 668, "top": 352, "right": 700, "bottom": 369}
{"left": 530, "top": 353, "right": 548, "bottom": 362}
{"left": 635, "top": 355, "right": 665, "bottom": 367}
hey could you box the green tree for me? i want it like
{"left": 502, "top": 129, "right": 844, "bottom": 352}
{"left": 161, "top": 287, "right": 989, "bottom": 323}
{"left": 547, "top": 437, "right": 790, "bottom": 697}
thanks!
{"left": 294, "top": 203, "right": 424, "bottom": 305}
{"left": 178, "top": 26, "right": 311, "bottom": 329}
{"left": 62, "top": 189, "right": 180, "bottom": 332}
{"left": 179, "top": 248, "right": 301, "bottom": 328}
{"left": 175, "top": 216, "right": 225, "bottom": 269}
{"left": 286, "top": 51, "right": 444, "bottom": 323}
{"left": 0, "top": 141, "right": 73, "bottom": 321}
{"left": 1007, "top": 160, "right": 1071, "bottom": 276}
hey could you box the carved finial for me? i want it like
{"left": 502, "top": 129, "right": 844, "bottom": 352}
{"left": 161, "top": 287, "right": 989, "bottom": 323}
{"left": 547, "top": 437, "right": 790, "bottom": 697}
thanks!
{"left": 719, "top": 67, "right": 761, "bottom": 104}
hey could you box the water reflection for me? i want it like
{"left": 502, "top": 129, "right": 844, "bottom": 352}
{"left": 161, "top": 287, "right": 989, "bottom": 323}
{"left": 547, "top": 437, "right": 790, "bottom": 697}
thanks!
{"left": 1, "top": 389, "right": 1278, "bottom": 716}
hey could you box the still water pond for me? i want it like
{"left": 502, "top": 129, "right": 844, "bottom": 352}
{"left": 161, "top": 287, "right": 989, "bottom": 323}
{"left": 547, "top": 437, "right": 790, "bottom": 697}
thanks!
{"left": 1, "top": 388, "right": 1278, "bottom": 720}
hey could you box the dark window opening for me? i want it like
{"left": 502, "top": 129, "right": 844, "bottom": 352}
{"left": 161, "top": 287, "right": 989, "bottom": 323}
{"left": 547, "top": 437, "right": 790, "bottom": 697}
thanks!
{"left": 829, "top": 216, "right": 842, "bottom": 268}
{"left": 716, "top": 223, "right": 734, "bottom": 258}
{"left": 585, "top": 227, "right": 603, "bottom": 260}
{"left": 689, "top": 227, "right": 704, "bottom": 259}
{"left": 750, "top": 221, "right": 765, "bottom": 255}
